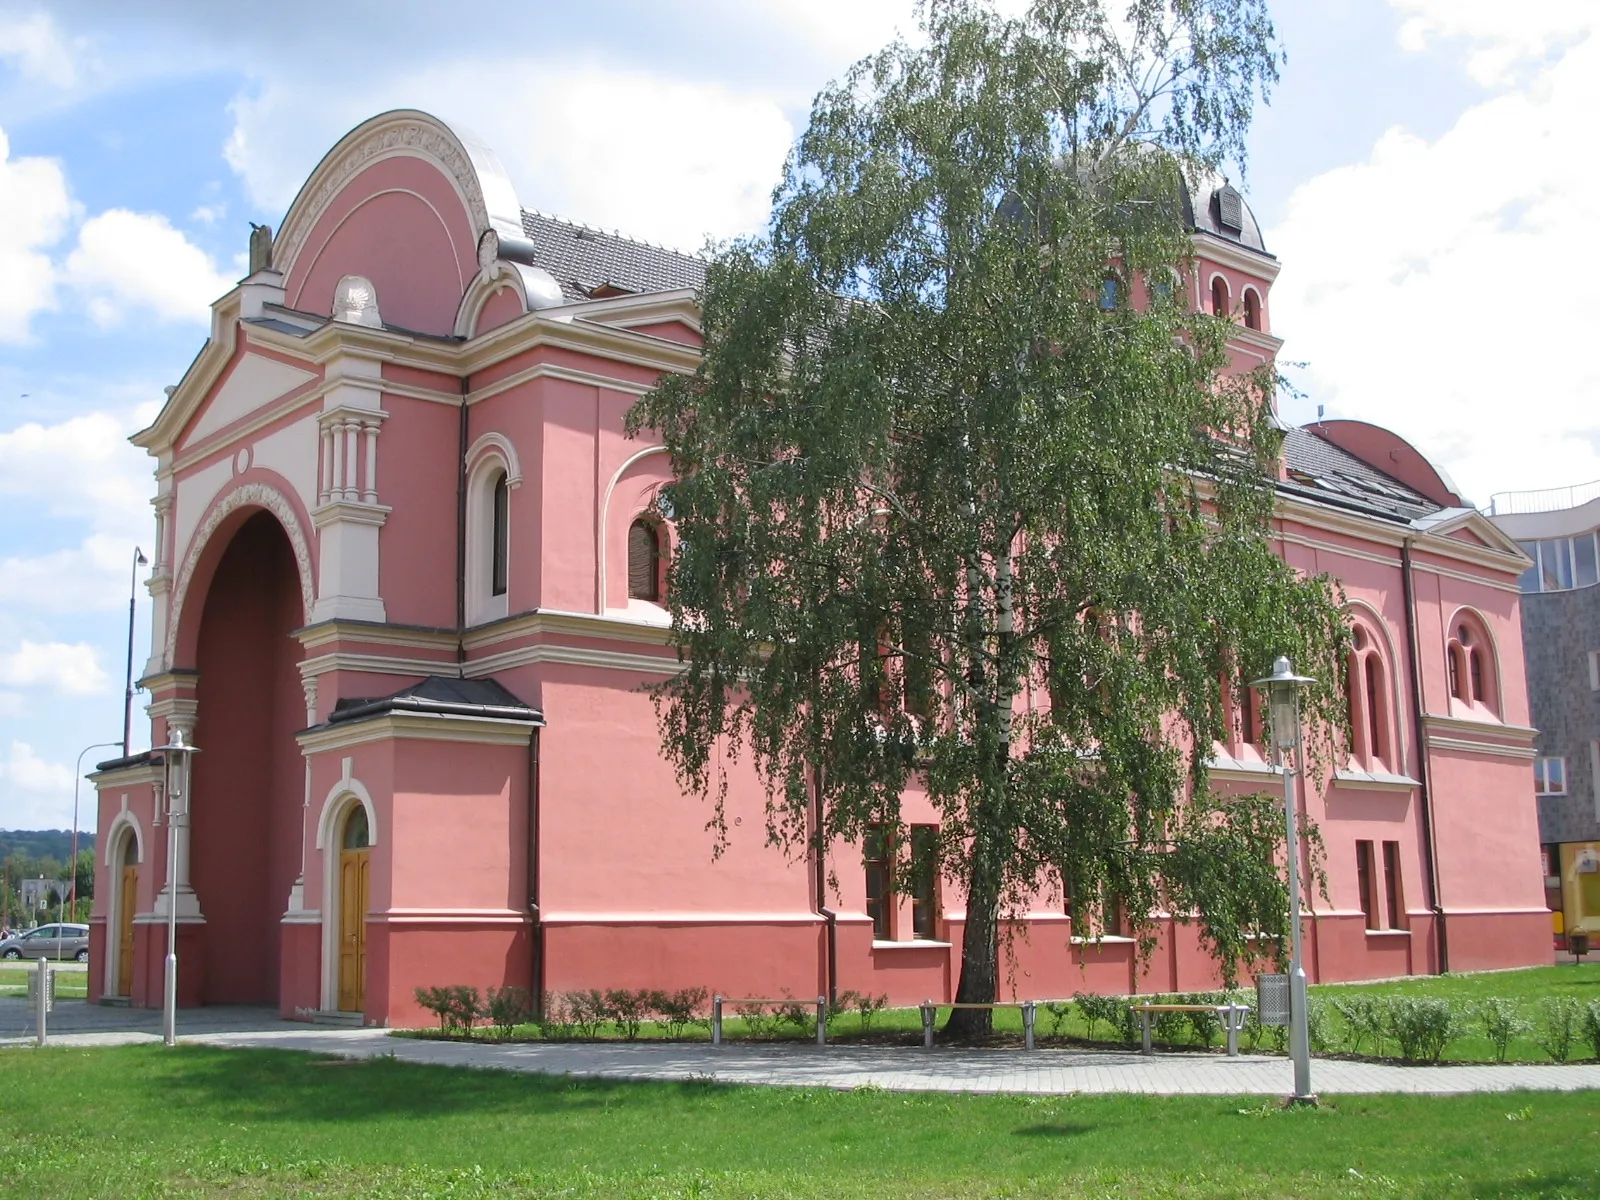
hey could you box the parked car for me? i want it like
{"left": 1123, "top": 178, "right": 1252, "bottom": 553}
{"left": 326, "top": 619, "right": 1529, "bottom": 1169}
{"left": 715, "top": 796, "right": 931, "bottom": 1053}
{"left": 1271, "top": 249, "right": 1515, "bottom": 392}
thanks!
{"left": 0, "top": 923, "right": 91, "bottom": 962}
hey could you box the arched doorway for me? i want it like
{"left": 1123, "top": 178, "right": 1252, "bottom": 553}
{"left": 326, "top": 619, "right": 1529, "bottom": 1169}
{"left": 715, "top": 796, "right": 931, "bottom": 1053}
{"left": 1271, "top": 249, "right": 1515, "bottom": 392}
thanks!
{"left": 116, "top": 833, "right": 138, "bottom": 996}
{"left": 188, "top": 510, "right": 305, "bottom": 1005}
{"left": 336, "top": 805, "right": 371, "bottom": 1013}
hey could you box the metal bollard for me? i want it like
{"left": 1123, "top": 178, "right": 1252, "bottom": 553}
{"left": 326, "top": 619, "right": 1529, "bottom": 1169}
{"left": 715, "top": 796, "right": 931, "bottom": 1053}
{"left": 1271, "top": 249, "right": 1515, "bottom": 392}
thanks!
{"left": 712, "top": 994, "right": 723, "bottom": 1046}
{"left": 35, "top": 956, "right": 48, "bottom": 1047}
{"left": 921, "top": 1001, "right": 935, "bottom": 1050}
{"left": 1023, "top": 1000, "right": 1036, "bottom": 1052}
{"left": 817, "top": 996, "right": 827, "bottom": 1046}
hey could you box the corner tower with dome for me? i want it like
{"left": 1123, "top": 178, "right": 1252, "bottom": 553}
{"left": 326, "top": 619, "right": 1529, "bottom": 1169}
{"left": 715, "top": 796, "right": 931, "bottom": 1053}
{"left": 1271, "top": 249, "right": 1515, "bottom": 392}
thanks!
{"left": 87, "top": 110, "right": 1549, "bottom": 1026}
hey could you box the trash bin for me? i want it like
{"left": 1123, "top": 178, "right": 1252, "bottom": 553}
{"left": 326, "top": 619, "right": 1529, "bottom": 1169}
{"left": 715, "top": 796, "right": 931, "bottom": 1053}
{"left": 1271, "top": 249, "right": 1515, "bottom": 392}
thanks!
{"left": 1569, "top": 932, "right": 1590, "bottom": 959}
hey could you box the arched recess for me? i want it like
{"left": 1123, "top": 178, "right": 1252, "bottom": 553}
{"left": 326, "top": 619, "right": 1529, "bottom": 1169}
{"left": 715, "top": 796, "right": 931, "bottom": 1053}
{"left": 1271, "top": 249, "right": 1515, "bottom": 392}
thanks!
{"left": 1343, "top": 601, "right": 1406, "bottom": 772}
{"left": 316, "top": 773, "right": 379, "bottom": 1013}
{"left": 1445, "top": 606, "right": 1502, "bottom": 719}
{"left": 166, "top": 479, "right": 315, "bottom": 670}
{"left": 465, "top": 439, "right": 519, "bottom": 625}
{"left": 598, "top": 445, "right": 674, "bottom": 613}
{"left": 101, "top": 808, "right": 146, "bottom": 868}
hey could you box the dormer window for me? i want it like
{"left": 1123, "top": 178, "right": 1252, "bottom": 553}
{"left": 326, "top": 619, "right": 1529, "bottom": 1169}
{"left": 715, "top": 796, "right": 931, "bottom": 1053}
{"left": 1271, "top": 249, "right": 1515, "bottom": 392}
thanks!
{"left": 1216, "top": 185, "right": 1244, "bottom": 233}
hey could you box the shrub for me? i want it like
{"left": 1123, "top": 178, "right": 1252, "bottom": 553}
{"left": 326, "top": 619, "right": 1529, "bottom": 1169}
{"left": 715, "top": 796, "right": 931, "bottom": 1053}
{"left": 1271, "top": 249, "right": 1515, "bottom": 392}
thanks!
{"left": 774, "top": 990, "right": 816, "bottom": 1038}
{"left": 1305, "top": 997, "right": 1332, "bottom": 1055}
{"left": 1386, "top": 997, "right": 1459, "bottom": 1063}
{"left": 649, "top": 987, "right": 710, "bottom": 1039}
{"left": 1153, "top": 1008, "right": 1190, "bottom": 1046}
{"left": 1473, "top": 998, "right": 1531, "bottom": 1063}
{"left": 1181, "top": 994, "right": 1222, "bottom": 1048}
{"left": 734, "top": 1000, "right": 778, "bottom": 1038}
{"left": 843, "top": 990, "right": 889, "bottom": 1032}
{"left": 537, "top": 992, "right": 576, "bottom": 1040}
{"left": 414, "top": 985, "right": 482, "bottom": 1036}
{"left": 1584, "top": 1000, "right": 1600, "bottom": 1062}
{"left": 605, "top": 989, "right": 650, "bottom": 1040}
{"left": 486, "top": 985, "right": 531, "bottom": 1037}
{"left": 1539, "top": 997, "right": 1581, "bottom": 1063}
{"left": 1331, "top": 995, "right": 1386, "bottom": 1056}
{"left": 414, "top": 986, "right": 454, "bottom": 1032}
{"left": 1042, "top": 1001, "right": 1072, "bottom": 1037}
{"left": 1072, "top": 992, "right": 1124, "bottom": 1043}
{"left": 564, "top": 990, "right": 612, "bottom": 1039}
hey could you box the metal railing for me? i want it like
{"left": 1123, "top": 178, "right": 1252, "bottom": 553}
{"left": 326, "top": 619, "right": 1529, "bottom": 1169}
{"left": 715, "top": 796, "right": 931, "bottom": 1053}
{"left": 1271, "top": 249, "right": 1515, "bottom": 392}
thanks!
{"left": 1486, "top": 479, "right": 1600, "bottom": 516}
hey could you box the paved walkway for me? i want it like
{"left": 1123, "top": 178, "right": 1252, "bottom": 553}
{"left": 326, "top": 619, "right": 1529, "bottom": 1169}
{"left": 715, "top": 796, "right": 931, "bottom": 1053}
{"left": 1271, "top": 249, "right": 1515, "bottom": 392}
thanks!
{"left": 6, "top": 998, "right": 1599, "bottom": 1095}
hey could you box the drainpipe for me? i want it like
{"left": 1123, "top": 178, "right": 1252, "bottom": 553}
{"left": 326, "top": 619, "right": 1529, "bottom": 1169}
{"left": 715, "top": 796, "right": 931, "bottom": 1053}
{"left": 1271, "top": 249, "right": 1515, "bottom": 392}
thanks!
{"left": 1402, "top": 537, "right": 1449, "bottom": 973}
{"left": 528, "top": 727, "right": 544, "bottom": 1016}
{"left": 812, "top": 762, "right": 837, "bottom": 1009}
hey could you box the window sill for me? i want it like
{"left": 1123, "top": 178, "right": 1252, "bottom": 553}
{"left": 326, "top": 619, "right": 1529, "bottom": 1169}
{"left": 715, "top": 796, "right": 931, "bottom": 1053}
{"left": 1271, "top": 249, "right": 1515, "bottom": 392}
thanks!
{"left": 872, "top": 939, "right": 951, "bottom": 950}
{"left": 1070, "top": 935, "right": 1137, "bottom": 945}
{"left": 1364, "top": 928, "right": 1411, "bottom": 938}
{"left": 1334, "top": 768, "right": 1420, "bottom": 792}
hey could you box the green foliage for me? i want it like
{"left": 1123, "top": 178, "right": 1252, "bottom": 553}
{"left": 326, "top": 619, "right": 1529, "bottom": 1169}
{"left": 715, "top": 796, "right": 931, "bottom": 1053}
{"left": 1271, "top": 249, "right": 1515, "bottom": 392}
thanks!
{"left": 649, "top": 987, "right": 712, "bottom": 1039}
{"left": 1473, "top": 998, "right": 1531, "bottom": 1064}
{"left": 1583, "top": 999, "right": 1600, "bottom": 1061}
{"left": 1072, "top": 991, "right": 1127, "bottom": 1042}
{"left": 1042, "top": 1000, "right": 1072, "bottom": 1037}
{"left": 413, "top": 985, "right": 481, "bottom": 1036}
{"left": 1538, "top": 996, "right": 1581, "bottom": 1063}
{"left": 485, "top": 986, "right": 531, "bottom": 1037}
{"left": 626, "top": 0, "right": 1347, "bottom": 1033}
{"left": 837, "top": 989, "right": 890, "bottom": 1032}
{"left": 605, "top": 989, "right": 650, "bottom": 1040}
{"left": 1385, "top": 997, "right": 1460, "bottom": 1063}
{"left": 733, "top": 1001, "right": 779, "bottom": 1039}
{"left": 1331, "top": 995, "right": 1386, "bottom": 1056}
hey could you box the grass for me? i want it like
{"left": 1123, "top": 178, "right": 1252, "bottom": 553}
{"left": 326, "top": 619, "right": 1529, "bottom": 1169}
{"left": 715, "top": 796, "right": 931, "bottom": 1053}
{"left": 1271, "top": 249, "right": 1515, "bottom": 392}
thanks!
{"left": 1, "top": 1044, "right": 1597, "bottom": 1198}
{"left": 0, "top": 966, "right": 87, "bottom": 998}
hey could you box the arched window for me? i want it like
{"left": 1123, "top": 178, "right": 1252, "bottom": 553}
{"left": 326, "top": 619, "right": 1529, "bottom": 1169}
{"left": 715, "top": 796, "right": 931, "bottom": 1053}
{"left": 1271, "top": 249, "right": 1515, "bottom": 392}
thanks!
{"left": 1345, "top": 623, "right": 1394, "bottom": 768}
{"left": 628, "top": 518, "right": 662, "bottom": 601}
{"left": 490, "top": 471, "right": 509, "bottom": 598}
{"left": 1211, "top": 276, "right": 1229, "bottom": 317}
{"left": 1447, "top": 618, "right": 1497, "bottom": 715}
{"left": 1098, "top": 276, "right": 1119, "bottom": 310}
{"left": 1242, "top": 289, "right": 1262, "bottom": 330}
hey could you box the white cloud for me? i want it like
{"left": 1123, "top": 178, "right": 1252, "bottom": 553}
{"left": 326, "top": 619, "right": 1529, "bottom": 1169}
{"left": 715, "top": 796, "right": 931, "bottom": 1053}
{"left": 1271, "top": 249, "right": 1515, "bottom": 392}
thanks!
{"left": 0, "top": 741, "right": 76, "bottom": 830}
{"left": 0, "top": 10, "right": 80, "bottom": 88}
{"left": 63, "top": 208, "right": 234, "bottom": 326}
{"left": 1392, "top": 0, "right": 1594, "bottom": 86}
{"left": 0, "top": 124, "right": 72, "bottom": 342}
{"left": 1267, "top": 15, "right": 1600, "bottom": 504}
{"left": 0, "top": 693, "right": 21, "bottom": 717}
{"left": 0, "top": 641, "right": 109, "bottom": 696}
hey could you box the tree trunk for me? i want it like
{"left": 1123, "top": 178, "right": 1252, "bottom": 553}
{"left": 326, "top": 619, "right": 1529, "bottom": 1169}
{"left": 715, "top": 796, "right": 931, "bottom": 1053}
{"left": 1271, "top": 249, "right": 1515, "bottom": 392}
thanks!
{"left": 945, "top": 832, "right": 1002, "bottom": 1038}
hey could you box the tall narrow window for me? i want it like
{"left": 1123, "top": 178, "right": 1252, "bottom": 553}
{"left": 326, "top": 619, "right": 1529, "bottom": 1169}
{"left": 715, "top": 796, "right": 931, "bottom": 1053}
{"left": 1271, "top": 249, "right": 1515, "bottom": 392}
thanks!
{"left": 490, "top": 472, "right": 509, "bottom": 598}
{"left": 864, "top": 826, "right": 891, "bottom": 940}
{"left": 909, "top": 825, "right": 939, "bottom": 940}
{"left": 1098, "top": 276, "right": 1119, "bottom": 310}
{"left": 1364, "top": 654, "right": 1385, "bottom": 764}
{"left": 627, "top": 518, "right": 661, "bottom": 601}
{"left": 1356, "top": 840, "right": 1378, "bottom": 930}
{"left": 1448, "top": 619, "right": 1496, "bottom": 714}
{"left": 1242, "top": 289, "right": 1262, "bottom": 330}
{"left": 1211, "top": 276, "right": 1229, "bottom": 317}
{"left": 1382, "top": 841, "right": 1405, "bottom": 930}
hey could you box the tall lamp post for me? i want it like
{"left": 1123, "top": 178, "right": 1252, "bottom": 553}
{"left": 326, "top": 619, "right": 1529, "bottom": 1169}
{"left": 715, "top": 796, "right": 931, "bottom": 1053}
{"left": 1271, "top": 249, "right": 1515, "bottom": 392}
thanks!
{"left": 1252, "top": 655, "right": 1317, "bottom": 1106}
{"left": 123, "top": 547, "right": 148, "bottom": 757}
{"left": 158, "top": 727, "right": 199, "bottom": 1047}
{"left": 63, "top": 741, "right": 124, "bottom": 928}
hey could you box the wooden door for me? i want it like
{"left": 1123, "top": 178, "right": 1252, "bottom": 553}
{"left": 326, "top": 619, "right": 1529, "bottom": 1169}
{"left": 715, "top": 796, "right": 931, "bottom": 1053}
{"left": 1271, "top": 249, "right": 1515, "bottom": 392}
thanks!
{"left": 116, "top": 864, "right": 137, "bottom": 995}
{"left": 336, "top": 805, "right": 371, "bottom": 1014}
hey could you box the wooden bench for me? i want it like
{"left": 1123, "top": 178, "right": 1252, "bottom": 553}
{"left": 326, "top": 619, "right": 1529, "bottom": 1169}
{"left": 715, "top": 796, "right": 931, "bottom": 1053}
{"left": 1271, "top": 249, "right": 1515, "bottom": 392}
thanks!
{"left": 918, "top": 1001, "right": 1065, "bottom": 1051}
{"left": 711, "top": 995, "right": 828, "bottom": 1046}
{"left": 1131, "top": 1003, "right": 1250, "bottom": 1056}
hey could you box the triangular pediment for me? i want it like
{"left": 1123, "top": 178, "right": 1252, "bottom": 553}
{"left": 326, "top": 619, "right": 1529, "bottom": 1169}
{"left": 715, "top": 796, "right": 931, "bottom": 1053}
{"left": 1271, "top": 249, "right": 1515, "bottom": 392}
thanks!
{"left": 183, "top": 352, "right": 318, "bottom": 447}
{"left": 1415, "top": 507, "right": 1526, "bottom": 558}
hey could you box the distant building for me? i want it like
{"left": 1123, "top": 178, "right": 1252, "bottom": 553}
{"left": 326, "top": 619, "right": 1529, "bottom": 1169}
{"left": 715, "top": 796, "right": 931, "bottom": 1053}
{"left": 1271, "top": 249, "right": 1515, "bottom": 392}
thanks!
{"left": 19, "top": 877, "right": 59, "bottom": 913}
{"left": 88, "top": 110, "right": 1549, "bottom": 1026}
{"left": 1488, "top": 482, "right": 1600, "bottom": 944}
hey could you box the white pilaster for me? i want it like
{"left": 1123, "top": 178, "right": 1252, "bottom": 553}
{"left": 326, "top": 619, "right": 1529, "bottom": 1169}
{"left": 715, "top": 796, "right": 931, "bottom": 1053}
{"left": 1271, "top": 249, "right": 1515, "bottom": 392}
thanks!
{"left": 310, "top": 351, "right": 390, "bottom": 624}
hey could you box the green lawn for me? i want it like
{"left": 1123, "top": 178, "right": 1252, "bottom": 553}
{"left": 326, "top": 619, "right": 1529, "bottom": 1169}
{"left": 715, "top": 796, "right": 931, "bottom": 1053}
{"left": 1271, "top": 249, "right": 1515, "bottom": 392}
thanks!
{"left": 0, "top": 966, "right": 87, "bottom": 998}
{"left": 1, "top": 1045, "right": 1596, "bottom": 1198}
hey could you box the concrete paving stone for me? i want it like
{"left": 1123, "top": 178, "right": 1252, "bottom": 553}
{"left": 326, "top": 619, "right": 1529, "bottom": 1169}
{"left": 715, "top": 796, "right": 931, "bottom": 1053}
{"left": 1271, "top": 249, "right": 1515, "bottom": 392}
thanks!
{"left": 4, "top": 997, "right": 1600, "bottom": 1095}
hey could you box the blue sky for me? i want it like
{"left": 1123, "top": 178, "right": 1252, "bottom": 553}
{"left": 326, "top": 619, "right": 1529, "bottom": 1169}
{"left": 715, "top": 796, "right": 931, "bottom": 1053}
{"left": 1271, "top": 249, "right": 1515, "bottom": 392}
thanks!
{"left": 1, "top": 0, "right": 1595, "bottom": 831}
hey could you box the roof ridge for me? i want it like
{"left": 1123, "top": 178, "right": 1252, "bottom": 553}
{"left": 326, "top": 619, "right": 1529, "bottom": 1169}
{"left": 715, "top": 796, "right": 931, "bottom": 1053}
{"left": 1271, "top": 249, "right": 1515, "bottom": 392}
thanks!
{"left": 521, "top": 207, "right": 708, "bottom": 262}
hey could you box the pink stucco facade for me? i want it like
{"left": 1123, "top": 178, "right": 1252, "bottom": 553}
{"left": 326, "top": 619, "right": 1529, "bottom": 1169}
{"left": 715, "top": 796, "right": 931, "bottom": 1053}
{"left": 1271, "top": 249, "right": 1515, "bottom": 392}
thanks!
{"left": 88, "top": 110, "right": 1550, "bottom": 1026}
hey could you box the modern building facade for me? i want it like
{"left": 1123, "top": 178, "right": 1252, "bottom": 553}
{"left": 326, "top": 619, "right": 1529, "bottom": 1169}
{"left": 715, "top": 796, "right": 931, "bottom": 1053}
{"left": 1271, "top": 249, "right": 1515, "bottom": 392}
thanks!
{"left": 1488, "top": 483, "right": 1600, "bottom": 944}
{"left": 88, "top": 110, "right": 1550, "bottom": 1027}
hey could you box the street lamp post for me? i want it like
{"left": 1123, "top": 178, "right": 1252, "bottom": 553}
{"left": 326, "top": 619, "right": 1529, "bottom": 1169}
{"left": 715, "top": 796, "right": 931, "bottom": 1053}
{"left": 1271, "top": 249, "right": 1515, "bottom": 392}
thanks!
{"left": 1252, "top": 655, "right": 1317, "bottom": 1106}
{"left": 123, "top": 547, "right": 148, "bottom": 758}
{"left": 64, "top": 741, "right": 124, "bottom": 929}
{"left": 158, "top": 727, "right": 199, "bottom": 1047}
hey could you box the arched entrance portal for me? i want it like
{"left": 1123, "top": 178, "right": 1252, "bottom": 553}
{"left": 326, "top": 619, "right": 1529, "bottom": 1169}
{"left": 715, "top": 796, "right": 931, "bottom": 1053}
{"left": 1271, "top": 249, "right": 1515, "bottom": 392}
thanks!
{"left": 116, "top": 834, "right": 138, "bottom": 996}
{"left": 337, "top": 805, "right": 371, "bottom": 1013}
{"left": 189, "top": 510, "right": 305, "bottom": 1005}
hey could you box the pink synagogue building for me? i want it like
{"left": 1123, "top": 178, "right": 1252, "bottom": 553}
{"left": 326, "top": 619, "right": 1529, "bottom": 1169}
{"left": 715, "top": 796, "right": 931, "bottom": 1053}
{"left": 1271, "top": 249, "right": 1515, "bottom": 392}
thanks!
{"left": 89, "top": 111, "right": 1550, "bottom": 1026}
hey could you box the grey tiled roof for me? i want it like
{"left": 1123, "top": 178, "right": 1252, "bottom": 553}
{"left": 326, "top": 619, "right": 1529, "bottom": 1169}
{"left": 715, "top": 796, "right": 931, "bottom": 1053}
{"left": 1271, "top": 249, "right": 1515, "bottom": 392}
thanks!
{"left": 1280, "top": 426, "right": 1440, "bottom": 523}
{"left": 519, "top": 210, "right": 707, "bottom": 302}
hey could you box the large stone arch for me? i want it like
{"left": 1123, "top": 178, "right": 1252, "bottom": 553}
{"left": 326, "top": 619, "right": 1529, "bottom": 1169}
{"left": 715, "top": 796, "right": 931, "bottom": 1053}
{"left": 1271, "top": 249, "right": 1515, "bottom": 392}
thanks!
{"left": 166, "top": 479, "right": 315, "bottom": 670}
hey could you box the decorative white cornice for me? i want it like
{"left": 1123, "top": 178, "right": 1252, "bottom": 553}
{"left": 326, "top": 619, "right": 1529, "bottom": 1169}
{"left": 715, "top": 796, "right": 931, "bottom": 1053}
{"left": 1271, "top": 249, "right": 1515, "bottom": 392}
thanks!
{"left": 296, "top": 710, "right": 537, "bottom": 753}
{"left": 310, "top": 499, "right": 391, "bottom": 530}
{"left": 461, "top": 607, "right": 675, "bottom": 652}
{"left": 295, "top": 620, "right": 459, "bottom": 654}
{"left": 1191, "top": 231, "right": 1281, "bottom": 281}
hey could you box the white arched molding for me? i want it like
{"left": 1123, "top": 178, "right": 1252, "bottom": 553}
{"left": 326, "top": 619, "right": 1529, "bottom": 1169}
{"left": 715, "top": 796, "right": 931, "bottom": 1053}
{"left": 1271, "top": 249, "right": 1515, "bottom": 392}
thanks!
{"left": 164, "top": 481, "right": 315, "bottom": 668}
{"left": 316, "top": 761, "right": 378, "bottom": 1014}
{"left": 598, "top": 445, "right": 670, "bottom": 612}
{"left": 455, "top": 264, "right": 529, "bottom": 338}
{"left": 102, "top": 809, "right": 146, "bottom": 868}
{"left": 466, "top": 445, "right": 515, "bottom": 625}
{"left": 1444, "top": 604, "right": 1504, "bottom": 720}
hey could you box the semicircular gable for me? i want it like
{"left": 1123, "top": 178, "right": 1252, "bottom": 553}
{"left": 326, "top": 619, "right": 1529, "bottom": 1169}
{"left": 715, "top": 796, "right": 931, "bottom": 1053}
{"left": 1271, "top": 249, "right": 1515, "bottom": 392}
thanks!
{"left": 273, "top": 110, "right": 526, "bottom": 337}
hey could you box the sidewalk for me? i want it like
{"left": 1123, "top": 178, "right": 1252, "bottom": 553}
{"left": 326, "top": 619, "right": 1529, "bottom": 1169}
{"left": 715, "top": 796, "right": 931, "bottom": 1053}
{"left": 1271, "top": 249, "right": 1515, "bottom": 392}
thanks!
{"left": 6, "top": 999, "right": 1599, "bottom": 1095}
